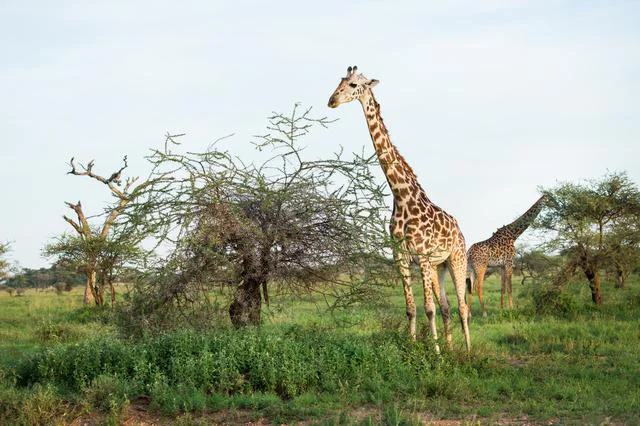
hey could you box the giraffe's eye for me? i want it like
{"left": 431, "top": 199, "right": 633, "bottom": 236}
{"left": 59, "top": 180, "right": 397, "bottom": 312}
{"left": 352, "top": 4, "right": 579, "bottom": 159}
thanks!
{"left": 349, "top": 83, "right": 358, "bottom": 88}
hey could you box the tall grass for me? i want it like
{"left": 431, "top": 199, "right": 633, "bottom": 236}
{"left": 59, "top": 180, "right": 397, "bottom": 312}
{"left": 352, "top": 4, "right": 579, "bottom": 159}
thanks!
{"left": 1, "top": 277, "right": 639, "bottom": 424}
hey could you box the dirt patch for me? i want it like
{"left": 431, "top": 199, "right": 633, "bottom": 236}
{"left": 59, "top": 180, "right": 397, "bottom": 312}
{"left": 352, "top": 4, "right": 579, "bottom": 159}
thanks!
{"left": 69, "top": 397, "right": 271, "bottom": 426}
{"left": 66, "top": 401, "right": 582, "bottom": 426}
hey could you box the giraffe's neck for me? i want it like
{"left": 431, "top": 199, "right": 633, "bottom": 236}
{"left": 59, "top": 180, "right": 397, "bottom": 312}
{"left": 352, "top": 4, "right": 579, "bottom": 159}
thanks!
{"left": 358, "top": 91, "right": 424, "bottom": 203}
{"left": 500, "top": 196, "right": 546, "bottom": 239}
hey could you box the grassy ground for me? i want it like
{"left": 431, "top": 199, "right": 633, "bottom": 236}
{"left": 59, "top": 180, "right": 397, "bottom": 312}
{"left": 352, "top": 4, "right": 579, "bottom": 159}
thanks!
{"left": 0, "top": 276, "right": 639, "bottom": 425}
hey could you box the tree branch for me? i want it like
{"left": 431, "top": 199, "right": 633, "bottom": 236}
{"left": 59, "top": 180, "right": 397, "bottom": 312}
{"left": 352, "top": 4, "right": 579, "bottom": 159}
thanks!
{"left": 64, "top": 201, "right": 91, "bottom": 236}
{"left": 68, "top": 156, "right": 130, "bottom": 199}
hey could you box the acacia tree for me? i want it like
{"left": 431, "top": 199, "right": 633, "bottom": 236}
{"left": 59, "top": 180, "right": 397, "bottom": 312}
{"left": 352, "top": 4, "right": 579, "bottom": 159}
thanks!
{"left": 124, "top": 105, "right": 394, "bottom": 330}
{"left": 51, "top": 157, "right": 153, "bottom": 305}
{"left": 607, "top": 221, "right": 640, "bottom": 288}
{"left": 43, "top": 232, "right": 144, "bottom": 307}
{"left": 537, "top": 172, "right": 640, "bottom": 304}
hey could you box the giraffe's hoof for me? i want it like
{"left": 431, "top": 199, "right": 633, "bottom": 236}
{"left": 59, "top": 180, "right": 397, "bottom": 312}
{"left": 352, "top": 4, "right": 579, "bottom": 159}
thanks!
{"left": 482, "top": 311, "right": 488, "bottom": 318}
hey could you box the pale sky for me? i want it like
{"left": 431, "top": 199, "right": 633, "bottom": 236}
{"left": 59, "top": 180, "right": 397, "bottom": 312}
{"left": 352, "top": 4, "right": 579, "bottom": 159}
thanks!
{"left": 1, "top": 1, "right": 639, "bottom": 268}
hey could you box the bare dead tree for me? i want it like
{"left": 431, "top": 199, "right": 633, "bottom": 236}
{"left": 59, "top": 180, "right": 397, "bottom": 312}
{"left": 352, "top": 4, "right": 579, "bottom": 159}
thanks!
{"left": 58, "top": 156, "right": 154, "bottom": 305}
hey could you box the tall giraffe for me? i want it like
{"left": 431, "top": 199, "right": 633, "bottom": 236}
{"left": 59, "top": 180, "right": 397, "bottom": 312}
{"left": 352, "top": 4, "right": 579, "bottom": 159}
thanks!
{"left": 466, "top": 195, "right": 547, "bottom": 316}
{"left": 328, "top": 66, "right": 470, "bottom": 352}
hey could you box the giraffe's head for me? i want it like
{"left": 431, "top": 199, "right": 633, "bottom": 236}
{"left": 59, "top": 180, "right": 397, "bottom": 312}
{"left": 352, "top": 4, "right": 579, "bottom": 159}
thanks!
{"left": 328, "top": 65, "right": 379, "bottom": 108}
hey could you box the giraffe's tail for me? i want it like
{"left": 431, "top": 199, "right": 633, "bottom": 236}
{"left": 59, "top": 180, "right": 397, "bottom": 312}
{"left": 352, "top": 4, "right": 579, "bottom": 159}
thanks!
{"left": 466, "top": 270, "right": 474, "bottom": 295}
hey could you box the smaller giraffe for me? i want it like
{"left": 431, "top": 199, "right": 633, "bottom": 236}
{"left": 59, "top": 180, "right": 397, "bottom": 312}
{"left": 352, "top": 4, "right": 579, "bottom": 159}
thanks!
{"left": 466, "top": 195, "right": 547, "bottom": 316}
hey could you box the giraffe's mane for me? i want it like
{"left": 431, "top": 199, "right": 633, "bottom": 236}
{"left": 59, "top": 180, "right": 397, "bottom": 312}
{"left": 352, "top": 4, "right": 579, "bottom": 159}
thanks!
{"left": 371, "top": 97, "right": 418, "bottom": 182}
{"left": 491, "top": 197, "right": 546, "bottom": 239}
{"left": 492, "top": 225, "right": 512, "bottom": 237}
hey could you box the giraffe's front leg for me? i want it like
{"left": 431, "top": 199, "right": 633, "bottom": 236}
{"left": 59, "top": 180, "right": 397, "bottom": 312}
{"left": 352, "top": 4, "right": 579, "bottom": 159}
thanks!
{"left": 418, "top": 257, "right": 440, "bottom": 354}
{"left": 393, "top": 242, "right": 416, "bottom": 341}
{"left": 505, "top": 261, "right": 514, "bottom": 309}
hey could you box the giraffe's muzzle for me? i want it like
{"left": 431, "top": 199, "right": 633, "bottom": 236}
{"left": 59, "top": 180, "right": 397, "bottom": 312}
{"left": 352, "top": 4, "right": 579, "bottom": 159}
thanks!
{"left": 327, "top": 97, "right": 339, "bottom": 108}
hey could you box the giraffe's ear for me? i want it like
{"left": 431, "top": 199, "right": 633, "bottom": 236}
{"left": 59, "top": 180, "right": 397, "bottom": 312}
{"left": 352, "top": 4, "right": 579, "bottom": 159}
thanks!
{"left": 367, "top": 79, "right": 380, "bottom": 87}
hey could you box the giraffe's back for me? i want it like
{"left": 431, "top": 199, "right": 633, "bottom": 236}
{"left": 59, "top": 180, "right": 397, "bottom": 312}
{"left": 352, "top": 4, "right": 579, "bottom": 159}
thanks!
{"left": 468, "top": 233, "right": 516, "bottom": 267}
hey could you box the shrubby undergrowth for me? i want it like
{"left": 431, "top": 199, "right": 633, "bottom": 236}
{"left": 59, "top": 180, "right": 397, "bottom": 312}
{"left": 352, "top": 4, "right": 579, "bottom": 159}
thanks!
{"left": 2, "top": 278, "right": 639, "bottom": 423}
{"left": 16, "top": 326, "right": 470, "bottom": 413}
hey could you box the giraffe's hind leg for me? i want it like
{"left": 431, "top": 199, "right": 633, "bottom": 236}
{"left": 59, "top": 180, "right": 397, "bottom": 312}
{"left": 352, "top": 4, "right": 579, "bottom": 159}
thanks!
{"left": 475, "top": 264, "right": 488, "bottom": 317}
{"left": 500, "top": 265, "right": 507, "bottom": 309}
{"left": 449, "top": 252, "right": 471, "bottom": 351}
{"left": 418, "top": 257, "right": 440, "bottom": 354}
{"left": 431, "top": 264, "right": 452, "bottom": 349}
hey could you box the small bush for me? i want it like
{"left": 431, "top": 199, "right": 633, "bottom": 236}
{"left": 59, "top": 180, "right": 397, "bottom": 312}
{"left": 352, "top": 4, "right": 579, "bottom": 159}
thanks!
{"left": 34, "top": 321, "right": 78, "bottom": 344}
{"left": 65, "top": 305, "right": 112, "bottom": 325}
{"left": 0, "top": 366, "right": 21, "bottom": 420}
{"left": 19, "top": 384, "right": 68, "bottom": 426}
{"left": 53, "top": 282, "right": 65, "bottom": 295}
{"left": 528, "top": 284, "right": 578, "bottom": 317}
{"left": 148, "top": 375, "right": 207, "bottom": 416}
{"left": 83, "top": 374, "right": 129, "bottom": 412}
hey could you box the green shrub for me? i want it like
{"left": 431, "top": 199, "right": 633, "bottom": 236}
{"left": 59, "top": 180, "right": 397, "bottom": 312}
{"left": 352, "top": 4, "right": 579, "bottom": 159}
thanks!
{"left": 0, "top": 366, "right": 21, "bottom": 420}
{"left": 65, "top": 305, "right": 112, "bottom": 325}
{"left": 83, "top": 374, "right": 129, "bottom": 412}
{"left": 148, "top": 376, "right": 207, "bottom": 416}
{"left": 528, "top": 284, "right": 578, "bottom": 317}
{"left": 19, "top": 384, "right": 67, "bottom": 426}
{"left": 16, "top": 327, "right": 458, "bottom": 410}
{"left": 34, "top": 321, "right": 78, "bottom": 344}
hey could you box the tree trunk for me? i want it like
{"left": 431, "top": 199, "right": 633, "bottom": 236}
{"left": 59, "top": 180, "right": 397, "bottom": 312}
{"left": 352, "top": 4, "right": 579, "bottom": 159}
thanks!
{"left": 615, "top": 273, "right": 624, "bottom": 289}
{"left": 95, "top": 274, "right": 106, "bottom": 306}
{"left": 583, "top": 268, "right": 602, "bottom": 304}
{"left": 261, "top": 281, "right": 269, "bottom": 307}
{"left": 109, "top": 281, "right": 116, "bottom": 310}
{"left": 229, "top": 277, "right": 263, "bottom": 327}
{"left": 83, "top": 269, "right": 96, "bottom": 305}
{"left": 615, "top": 264, "right": 625, "bottom": 289}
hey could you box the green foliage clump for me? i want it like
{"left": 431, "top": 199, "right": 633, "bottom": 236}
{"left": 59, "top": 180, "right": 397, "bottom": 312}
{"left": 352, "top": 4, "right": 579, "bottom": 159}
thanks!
{"left": 64, "top": 305, "right": 113, "bottom": 325}
{"left": 0, "top": 375, "right": 71, "bottom": 426}
{"left": 83, "top": 374, "right": 130, "bottom": 412}
{"left": 20, "top": 384, "right": 68, "bottom": 425}
{"left": 527, "top": 284, "right": 578, "bottom": 318}
{"left": 15, "top": 327, "right": 463, "bottom": 415}
{"left": 34, "top": 321, "right": 79, "bottom": 344}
